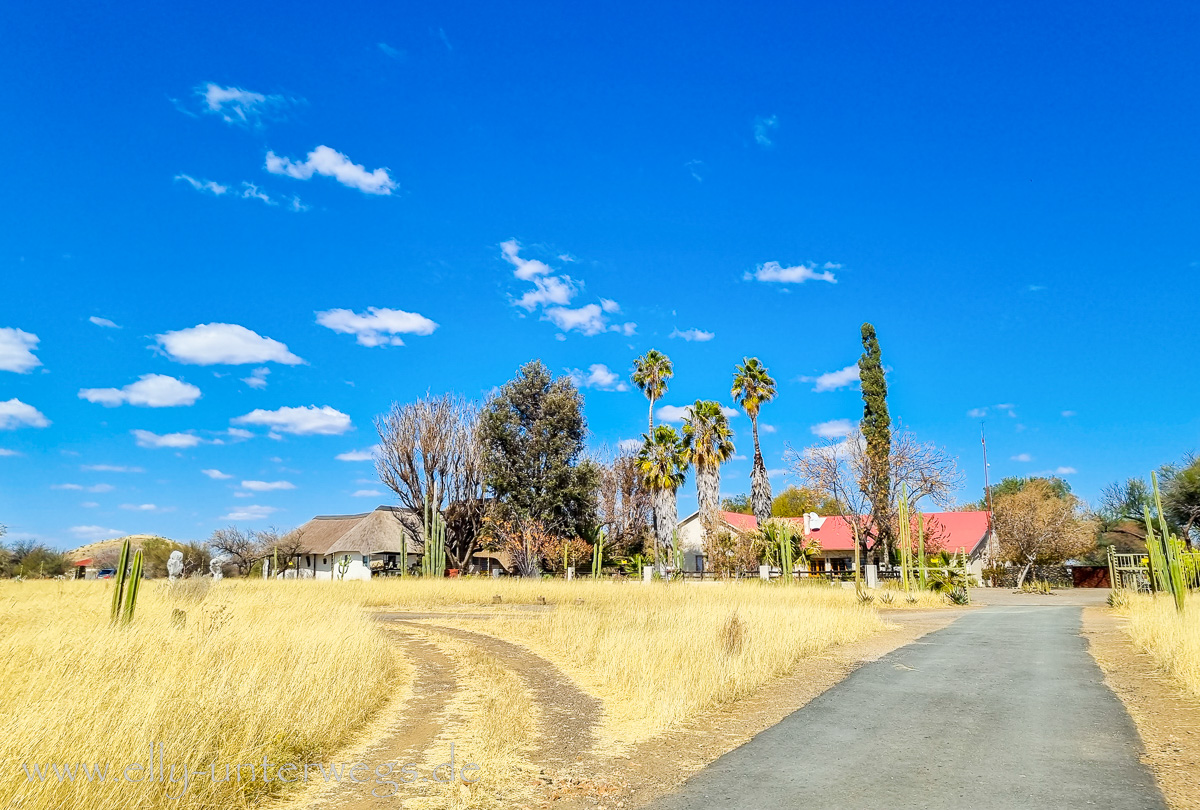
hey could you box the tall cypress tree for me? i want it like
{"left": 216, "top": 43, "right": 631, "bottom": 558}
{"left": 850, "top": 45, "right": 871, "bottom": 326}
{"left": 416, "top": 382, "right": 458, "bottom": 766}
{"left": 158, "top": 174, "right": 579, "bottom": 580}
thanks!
{"left": 858, "top": 323, "right": 892, "bottom": 564}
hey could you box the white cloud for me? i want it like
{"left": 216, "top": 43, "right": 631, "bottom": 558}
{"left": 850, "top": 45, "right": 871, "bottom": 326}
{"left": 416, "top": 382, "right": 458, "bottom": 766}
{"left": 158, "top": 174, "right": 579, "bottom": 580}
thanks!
{"left": 352, "top": 489, "right": 384, "bottom": 498}
{"left": 176, "top": 175, "right": 304, "bottom": 211}
{"left": 516, "top": 276, "right": 577, "bottom": 310}
{"left": 232, "top": 405, "right": 352, "bottom": 436}
{"left": 501, "top": 241, "right": 630, "bottom": 337}
{"left": 220, "top": 505, "right": 277, "bottom": 521}
{"left": 53, "top": 483, "right": 114, "bottom": 493}
{"left": 227, "top": 428, "right": 254, "bottom": 440}
{"left": 569, "top": 364, "right": 629, "bottom": 392}
{"left": 80, "top": 501, "right": 98, "bottom": 508}
{"left": 967, "top": 408, "right": 988, "bottom": 419}
{"left": 0, "top": 399, "right": 49, "bottom": 430}
{"left": 656, "top": 405, "right": 692, "bottom": 423}
{"left": 201, "top": 469, "right": 232, "bottom": 480}
{"left": 545, "top": 304, "right": 611, "bottom": 335}
{"left": 767, "top": 468, "right": 787, "bottom": 479}
{"left": 69, "top": 525, "right": 124, "bottom": 540}
{"left": 198, "top": 83, "right": 292, "bottom": 127}
{"left": 241, "top": 480, "right": 295, "bottom": 492}
{"left": 132, "top": 429, "right": 203, "bottom": 449}
{"left": 242, "top": 367, "right": 270, "bottom": 389}
{"left": 0, "top": 448, "right": 20, "bottom": 457}
{"left": 0, "top": 328, "right": 41, "bottom": 373}
{"left": 618, "top": 438, "right": 643, "bottom": 453}
{"left": 89, "top": 316, "right": 120, "bottom": 329}
{"left": 811, "top": 419, "right": 853, "bottom": 439}
{"left": 800, "top": 364, "right": 859, "bottom": 392}
{"left": 336, "top": 447, "right": 378, "bottom": 462}
{"left": 174, "top": 174, "right": 228, "bottom": 195}
{"left": 79, "top": 374, "right": 201, "bottom": 408}
{"left": 1062, "top": 410, "right": 1077, "bottom": 418}
{"left": 656, "top": 403, "right": 736, "bottom": 423}
{"left": 760, "top": 424, "right": 777, "bottom": 434}
{"left": 1054, "top": 466, "right": 1077, "bottom": 475}
{"left": 120, "top": 503, "right": 160, "bottom": 512}
{"left": 744, "top": 261, "right": 838, "bottom": 284}
{"left": 996, "top": 403, "right": 1017, "bottom": 417}
{"left": 754, "top": 114, "right": 778, "bottom": 147}
{"left": 501, "top": 239, "right": 554, "bottom": 280}
{"left": 155, "top": 323, "right": 304, "bottom": 366}
{"left": 315, "top": 307, "right": 438, "bottom": 347}
{"left": 81, "top": 464, "right": 142, "bottom": 473}
{"left": 669, "top": 327, "right": 715, "bottom": 342}
{"left": 1011, "top": 453, "right": 1033, "bottom": 462}
{"left": 266, "top": 145, "right": 396, "bottom": 195}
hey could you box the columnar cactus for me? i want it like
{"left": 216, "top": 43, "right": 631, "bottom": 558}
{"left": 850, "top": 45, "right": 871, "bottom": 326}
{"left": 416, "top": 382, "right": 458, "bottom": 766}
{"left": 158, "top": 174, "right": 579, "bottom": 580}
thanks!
{"left": 421, "top": 497, "right": 446, "bottom": 577}
{"left": 110, "top": 537, "right": 131, "bottom": 624}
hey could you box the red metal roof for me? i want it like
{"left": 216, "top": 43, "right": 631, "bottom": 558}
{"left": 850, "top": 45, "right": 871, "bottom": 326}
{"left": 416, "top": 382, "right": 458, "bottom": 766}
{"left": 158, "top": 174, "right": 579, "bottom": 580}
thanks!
{"left": 717, "top": 510, "right": 991, "bottom": 554}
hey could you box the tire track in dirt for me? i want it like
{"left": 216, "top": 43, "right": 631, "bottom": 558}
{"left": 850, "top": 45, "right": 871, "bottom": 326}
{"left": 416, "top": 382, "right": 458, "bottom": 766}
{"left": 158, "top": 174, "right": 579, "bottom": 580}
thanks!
{"left": 306, "top": 630, "right": 456, "bottom": 810}
{"left": 385, "top": 618, "right": 602, "bottom": 770}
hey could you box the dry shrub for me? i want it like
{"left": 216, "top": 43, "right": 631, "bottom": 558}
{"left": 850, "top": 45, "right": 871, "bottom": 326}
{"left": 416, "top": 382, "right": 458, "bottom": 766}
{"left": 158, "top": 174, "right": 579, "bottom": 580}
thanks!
{"left": 1120, "top": 594, "right": 1200, "bottom": 698}
{"left": 719, "top": 611, "right": 746, "bottom": 656}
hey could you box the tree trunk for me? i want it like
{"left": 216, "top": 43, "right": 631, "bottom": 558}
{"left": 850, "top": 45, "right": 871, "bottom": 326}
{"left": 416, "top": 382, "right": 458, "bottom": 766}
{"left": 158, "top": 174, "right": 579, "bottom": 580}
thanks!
{"left": 654, "top": 488, "right": 678, "bottom": 575}
{"left": 1015, "top": 558, "right": 1034, "bottom": 589}
{"left": 750, "top": 416, "right": 772, "bottom": 526}
{"left": 696, "top": 464, "right": 720, "bottom": 522}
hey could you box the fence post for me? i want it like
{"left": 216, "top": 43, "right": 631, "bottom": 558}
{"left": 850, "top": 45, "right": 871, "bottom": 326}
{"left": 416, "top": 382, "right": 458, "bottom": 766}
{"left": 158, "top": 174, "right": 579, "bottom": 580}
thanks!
{"left": 1107, "top": 545, "right": 1117, "bottom": 591}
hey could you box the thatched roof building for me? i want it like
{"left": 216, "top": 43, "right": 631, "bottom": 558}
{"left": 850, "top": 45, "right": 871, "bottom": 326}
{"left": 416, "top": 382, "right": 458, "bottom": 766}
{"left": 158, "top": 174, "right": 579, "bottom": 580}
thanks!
{"left": 294, "top": 506, "right": 422, "bottom": 556}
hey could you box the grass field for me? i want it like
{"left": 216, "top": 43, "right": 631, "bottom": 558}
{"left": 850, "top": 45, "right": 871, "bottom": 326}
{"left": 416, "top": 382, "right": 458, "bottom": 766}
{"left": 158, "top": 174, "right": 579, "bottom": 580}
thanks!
{"left": 0, "top": 577, "right": 932, "bottom": 810}
{"left": 1119, "top": 594, "right": 1200, "bottom": 698}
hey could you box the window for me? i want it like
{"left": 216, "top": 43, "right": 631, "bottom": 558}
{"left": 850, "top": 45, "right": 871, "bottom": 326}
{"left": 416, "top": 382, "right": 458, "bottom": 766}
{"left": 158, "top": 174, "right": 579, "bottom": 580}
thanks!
{"left": 322, "top": 557, "right": 328, "bottom": 565}
{"left": 830, "top": 557, "right": 850, "bottom": 573}
{"left": 362, "top": 556, "right": 369, "bottom": 565}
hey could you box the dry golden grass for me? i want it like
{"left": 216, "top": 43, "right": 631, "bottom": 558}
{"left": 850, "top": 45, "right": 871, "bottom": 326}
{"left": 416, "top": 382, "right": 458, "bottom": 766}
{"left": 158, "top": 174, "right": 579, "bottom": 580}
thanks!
{"left": 0, "top": 579, "right": 396, "bottom": 810}
{"left": 1118, "top": 593, "right": 1200, "bottom": 698}
{"left": 363, "top": 578, "right": 888, "bottom": 746}
{"left": 0, "top": 576, "right": 943, "bottom": 810}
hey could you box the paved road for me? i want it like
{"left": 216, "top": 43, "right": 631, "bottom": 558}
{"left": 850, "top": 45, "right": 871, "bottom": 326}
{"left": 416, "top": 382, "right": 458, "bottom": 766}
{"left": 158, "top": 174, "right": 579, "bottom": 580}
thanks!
{"left": 655, "top": 606, "right": 1167, "bottom": 810}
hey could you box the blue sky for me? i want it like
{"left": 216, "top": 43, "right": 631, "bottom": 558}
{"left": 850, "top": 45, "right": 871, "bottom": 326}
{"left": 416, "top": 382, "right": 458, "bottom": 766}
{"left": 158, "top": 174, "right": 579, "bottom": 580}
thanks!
{"left": 2, "top": 1, "right": 1198, "bottom": 549}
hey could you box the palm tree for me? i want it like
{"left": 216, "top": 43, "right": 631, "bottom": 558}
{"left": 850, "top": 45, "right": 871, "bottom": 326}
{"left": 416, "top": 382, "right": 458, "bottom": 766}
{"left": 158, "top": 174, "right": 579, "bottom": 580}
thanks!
{"left": 731, "top": 358, "right": 778, "bottom": 527}
{"left": 682, "top": 400, "right": 736, "bottom": 528}
{"left": 637, "top": 425, "right": 689, "bottom": 574}
{"left": 631, "top": 350, "right": 674, "bottom": 434}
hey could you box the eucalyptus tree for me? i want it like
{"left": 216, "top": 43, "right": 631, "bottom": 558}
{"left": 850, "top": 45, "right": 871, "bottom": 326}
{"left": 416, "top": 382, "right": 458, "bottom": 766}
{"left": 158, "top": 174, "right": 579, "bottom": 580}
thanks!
{"left": 631, "top": 350, "right": 674, "bottom": 434}
{"left": 636, "top": 425, "right": 690, "bottom": 574}
{"left": 731, "top": 357, "right": 777, "bottom": 526}
{"left": 682, "top": 400, "right": 736, "bottom": 528}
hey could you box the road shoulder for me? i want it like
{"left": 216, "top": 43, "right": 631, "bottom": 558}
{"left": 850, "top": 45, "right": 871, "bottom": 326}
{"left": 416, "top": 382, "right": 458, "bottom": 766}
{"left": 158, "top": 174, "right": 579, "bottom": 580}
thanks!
{"left": 555, "top": 608, "right": 970, "bottom": 810}
{"left": 1083, "top": 606, "right": 1200, "bottom": 810}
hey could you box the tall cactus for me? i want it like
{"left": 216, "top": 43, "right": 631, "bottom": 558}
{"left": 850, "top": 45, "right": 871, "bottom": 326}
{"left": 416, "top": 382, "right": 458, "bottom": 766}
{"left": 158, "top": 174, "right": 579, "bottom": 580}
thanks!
{"left": 422, "top": 496, "right": 446, "bottom": 577}
{"left": 592, "top": 530, "right": 604, "bottom": 579}
{"left": 778, "top": 523, "right": 794, "bottom": 584}
{"left": 122, "top": 551, "right": 143, "bottom": 624}
{"left": 110, "top": 537, "right": 131, "bottom": 624}
{"left": 1145, "top": 471, "right": 1187, "bottom": 612}
{"left": 898, "top": 486, "right": 912, "bottom": 596}
{"left": 917, "top": 510, "right": 927, "bottom": 590}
